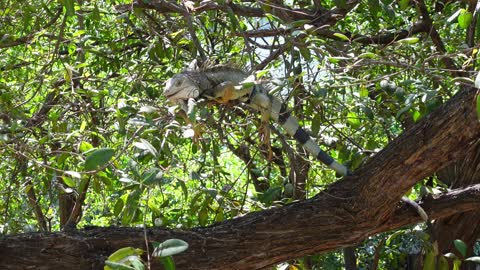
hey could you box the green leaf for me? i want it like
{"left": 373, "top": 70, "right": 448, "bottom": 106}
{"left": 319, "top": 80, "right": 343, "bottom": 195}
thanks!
{"left": 386, "top": 230, "right": 404, "bottom": 245}
{"left": 453, "top": 259, "right": 462, "bottom": 270}
{"left": 358, "top": 52, "right": 376, "bottom": 59}
{"left": 333, "top": 33, "right": 350, "bottom": 41}
{"left": 453, "top": 239, "right": 467, "bottom": 257}
{"left": 412, "top": 110, "right": 422, "bottom": 122}
{"left": 333, "top": 0, "right": 347, "bottom": 8}
{"left": 152, "top": 239, "right": 189, "bottom": 258}
{"left": 159, "top": 257, "right": 175, "bottom": 270}
{"left": 397, "top": 37, "right": 419, "bottom": 44}
{"left": 107, "top": 247, "right": 143, "bottom": 262}
{"left": 347, "top": 112, "right": 361, "bottom": 129}
{"left": 114, "top": 198, "right": 124, "bottom": 217}
{"left": 139, "top": 139, "right": 158, "bottom": 158}
{"left": 289, "top": 19, "right": 311, "bottom": 28}
{"left": 104, "top": 261, "right": 136, "bottom": 270}
{"left": 62, "top": 177, "right": 76, "bottom": 188}
{"left": 398, "top": 0, "right": 409, "bottom": 10}
{"left": 299, "top": 47, "right": 311, "bottom": 60}
{"left": 423, "top": 250, "right": 435, "bottom": 270}
{"left": 458, "top": 9, "right": 472, "bottom": 29}
{"left": 359, "top": 86, "right": 369, "bottom": 97}
{"left": 438, "top": 256, "right": 449, "bottom": 270}
{"left": 448, "top": 9, "right": 462, "bottom": 23}
{"left": 84, "top": 148, "right": 115, "bottom": 171}
{"left": 62, "top": 0, "right": 75, "bottom": 16}
{"left": 72, "top": 30, "right": 86, "bottom": 37}
{"left": 476, "top": 93, "right": 480, "bottom": 120}
{"left": 79, "top": 141, "right": 94, "bottom": 153}
{"left": 311, "top": 114, "right": 322, "bottom": 136}
{"left": 328, "top": 56, "right": 349, "bottom": 63}
{"left": 198, "top": 207, "right": 208, "bottom": 226}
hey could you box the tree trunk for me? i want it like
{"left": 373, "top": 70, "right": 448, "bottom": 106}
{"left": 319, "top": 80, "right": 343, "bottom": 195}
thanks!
{"left": 432, "top": 140, "right": 480, "bottom": 269}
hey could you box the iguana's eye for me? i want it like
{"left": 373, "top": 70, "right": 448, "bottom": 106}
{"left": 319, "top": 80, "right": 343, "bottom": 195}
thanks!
{"left": 175, "top": 80, "right": 182, "bottom": 87}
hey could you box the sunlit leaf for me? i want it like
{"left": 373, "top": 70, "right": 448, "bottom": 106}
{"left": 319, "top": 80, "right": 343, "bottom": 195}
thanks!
{"left": 453, "top": 259, "right": 462, "bottom": 270}
{"left": 397, "top": 37, "right": 419, "bottom": 44}
{"left": 398, "top": 0, "right": 409, "bottom": 10}
{"left": 458, "top": 9, "right": 472, "bottom": 29}
{"left": 84, "top": 148, "right": 115, "bottom": 171}
{"left": 152, "top": 239, "right": 189, "bottom": 257}
{"left": 107, "top": 247, "right": 143, "bottom": 263}
{"left": 333, "top": 33, "right": 349, "bottom": 41}
{"left": 438, "top": 255, "right": 449, "bottom": 270}
{"left": 422, "top": 250, "right": 435, "bottom": 270}
{"left": 114, "top": 198, "right": 124, "bottom": 217}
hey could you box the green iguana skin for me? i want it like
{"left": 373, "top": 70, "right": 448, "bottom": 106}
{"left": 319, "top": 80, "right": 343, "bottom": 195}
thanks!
{"left": 163, "top": 64, "right": 428, "bottom": 221}
{"left": 163, "top": 66, "right": 247, "bottom": 104}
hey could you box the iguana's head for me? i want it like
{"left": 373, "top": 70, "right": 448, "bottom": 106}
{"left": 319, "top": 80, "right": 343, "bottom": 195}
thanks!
{"left": 163, "top": 73, "right": 200, "bottom": 104}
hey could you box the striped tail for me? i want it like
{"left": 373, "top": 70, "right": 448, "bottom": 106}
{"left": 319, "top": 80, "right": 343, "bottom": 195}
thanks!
{"left": 249, "top": 89, "right": 351, "bottom": 177}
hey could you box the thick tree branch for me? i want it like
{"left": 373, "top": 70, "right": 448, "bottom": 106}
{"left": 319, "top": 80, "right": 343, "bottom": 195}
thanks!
{"left": 1, "top": 87, "right": 479, "bottom": 270}
{"left": 2, "top": 184, "right": 480, "bottom": 269}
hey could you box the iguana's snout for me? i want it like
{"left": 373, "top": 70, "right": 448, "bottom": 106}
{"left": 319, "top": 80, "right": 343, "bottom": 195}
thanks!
{"left": 163, "top": 74, "right": 200, "bottom": 104}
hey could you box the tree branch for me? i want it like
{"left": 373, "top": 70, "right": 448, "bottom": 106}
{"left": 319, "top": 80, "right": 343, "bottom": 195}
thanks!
{"left": 2, "top": 184, "right": 480, "bottom": 269}
{"left": 1, "top": 87, "right": 479, "bottom": 270}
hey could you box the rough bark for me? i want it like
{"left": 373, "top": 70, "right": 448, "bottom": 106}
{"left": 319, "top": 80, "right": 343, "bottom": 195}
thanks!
{"left": 432, "top": 139, "right": 480, "bottom": 266}
{"left": 1, "top": 184, "right": 480, "bottom": 270}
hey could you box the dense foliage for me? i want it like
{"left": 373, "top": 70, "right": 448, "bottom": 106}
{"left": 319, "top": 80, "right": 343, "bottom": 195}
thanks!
{"left": 1, "top": 0, "right": 479, "bottom": 268}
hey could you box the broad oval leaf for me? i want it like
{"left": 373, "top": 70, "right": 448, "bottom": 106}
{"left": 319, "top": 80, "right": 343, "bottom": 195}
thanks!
{"left": 85, "top": 148, "right": 115, "bottom": 171}
{"left": 458, "top": 9, "right": 472, "bottom": 29}
{"left": 453, "top": 239, "right": 467, "bottom": 257}
{"left": 152, "top": 239, "right": 189, "bottom": 258}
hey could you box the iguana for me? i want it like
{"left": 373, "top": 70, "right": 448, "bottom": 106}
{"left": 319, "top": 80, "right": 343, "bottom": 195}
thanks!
{"left": 163, "top": 64, "right": 350, "bottom": 176}
{"left": 163, "top": 63, "right": 428, "bottom": 221}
